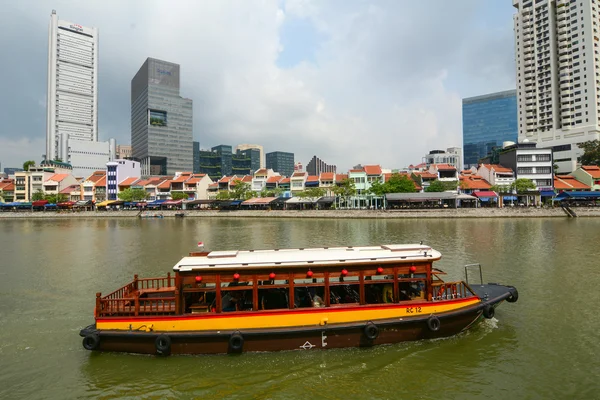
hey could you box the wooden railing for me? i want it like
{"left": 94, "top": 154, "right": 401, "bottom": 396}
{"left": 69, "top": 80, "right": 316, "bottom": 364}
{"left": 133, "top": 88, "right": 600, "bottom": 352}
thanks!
{"left": 96, "top": 274, "right": 177, "bottom": 317}
{"left": 431, "top": 281, "right": 474, "bottom": 301}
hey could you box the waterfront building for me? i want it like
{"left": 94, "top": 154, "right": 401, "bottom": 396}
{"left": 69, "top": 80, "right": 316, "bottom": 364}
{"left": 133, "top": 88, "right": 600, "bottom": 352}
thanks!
{"left": 290, "top": 171, "right": 308, "bottom": 194}
{"left": 251, "top": 168, "right": 280, "bottom": 193}
{"left": 477, "top": 164, "right": 515, "bottom": 189}
{"left": 364, "top": 165, "right": 383, "bottom": 186}
{"left": 46, "top": 10, "right": 115, "bottom": 176}
{"left": 428, "top": 164, "right": 459, "bottom": 184}
{"left": 554, "top": 175, "right": 591, "bottom": 192}
{"left": 80, "top": 170, "right": 105, "bottom": 202}
{"left": 198, "top": 145, "right": 232, "bottom": 180}
{"left": 193, "top": 141, "right": 200, "bottom": 174}
{"left": 424, "top": 148, "right": 462, "bottom": 171}
{"left": 570, "top": 165, "right": 600, "bottom": 190}
{"left": 43, "top": 173, "right": 79, "bottom": 197}
{"left": 498, "top": 141, "right": 554, "bottom": 193}
{"left": 462, "top": 90, "right": 518, "bottom": 168}
{"left": 13, "top": 161, "right": 73, "bottom": 202}
{"left": 235, "top": 144, "right": 265, "bottom": 169}
{"left": 306, "top": 156, "right": 336, "bottom": 176}
{"left": 0, "top": 180, "right": 15, "bottom": 203}
{"left": 131, "top": 58, "right": 193, "bottom": 176}
{"left": 266, "top": 151, "right": 294, "bottom": 177}
{"left": 106, "top": 159, "right": 141, "bottom": 200}
{"left": 348, "top": 168, "right": 368, "bottom": 195}
{"left": 116, "top": 145, "right": 132, "bottom": 160}
{"left": 318, "top": 172, "right": 336, "bottom": 196}
{"left": 513, "top": 0, "right": 600, "bottom": 173}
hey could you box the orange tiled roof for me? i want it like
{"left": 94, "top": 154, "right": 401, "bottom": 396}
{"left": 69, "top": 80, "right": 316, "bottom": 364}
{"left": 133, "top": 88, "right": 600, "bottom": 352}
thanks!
{"left": 95, "top": 177, "right": 106, "bottom": 187}
{"left": 172, "top": 174, "right": 191, "bottom": 183}
{"left": 432, "top": 164, "right": 456, "bottom": 171}
{"left": 241, "top": 175, "right": 253, "bottom": 183}
{"left": 266, "top": 176, "right": 282, "bottom": 184}
{"left": 415, "top": 171, "right": 438, "bottom": 179}
{"left": 319, "top": 172, "right": 335, "bottom": 180}
{"left": 554, "top": 175, "right": 591, "bottom": 190}
{"left": 482, "top": 164, "right": 513, "bottom": 174}
{"left": 349, "top": 169, "right": 364, "bottom": 173}
{"left": 306, "top": 175, "right": 319, "bottom": 182}
{"left": 119, "top": 177, "right": 139, "bottom": 186}
{"left": 254, "top": 168, "right": 268, "bottom": 175}
{"left": 581, "top": 165, "right": 600, "bottom": 178}
{"left": 336, "top": 174, "right": 348, "bottom": 182}
{"left": 364, "top": 165, "right": 382, "bottom": 175}
{"left": 186, "top": 178, "right": 200, "bottom": 184}
{"left": 461, "top": 170, "right": 473, "bottom": 175}
{"left": 46, "top": 173, "right": 70, "bottom": 183}
{"left": 208, "top": 183, "right": 219, "bottom": 188}
{"left": 86, "top": 171, "right": 105, "bottom": 183}
{"left": 157, "top": 180, "right": 172, "bottom": 189}
{"left": 459, "top": 176, "right": 492, "bottom": 190}
{"left": 292, "top": 171, "right": 306, "bottom": 177}
{"left": 280, "top": 177, "right": 290, "bottom": 184}
{"left": 60, "top": 184, "right": 80, "bottom": 194}
{"left": 0, "top": 182, "right": 15, "bottom": 191}
{"left": 219, "top": 176, "right": 233, "bottom": 183}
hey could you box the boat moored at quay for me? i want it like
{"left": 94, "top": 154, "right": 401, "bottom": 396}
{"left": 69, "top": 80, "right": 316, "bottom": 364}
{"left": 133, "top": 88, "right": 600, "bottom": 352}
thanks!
{"left": 80, "top": 244, "right": 518, "bottom": 355}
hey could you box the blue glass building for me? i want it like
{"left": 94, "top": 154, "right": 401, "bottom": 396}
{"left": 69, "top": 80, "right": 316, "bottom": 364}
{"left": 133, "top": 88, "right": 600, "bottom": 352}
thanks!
{"left": 462, "top": 90, "right": 517, "bottom": 168}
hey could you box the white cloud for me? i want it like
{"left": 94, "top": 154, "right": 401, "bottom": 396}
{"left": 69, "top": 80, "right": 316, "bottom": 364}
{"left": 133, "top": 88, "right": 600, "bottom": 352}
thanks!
{"left": 0, "top": 0, "right": 515, "bottom": 172}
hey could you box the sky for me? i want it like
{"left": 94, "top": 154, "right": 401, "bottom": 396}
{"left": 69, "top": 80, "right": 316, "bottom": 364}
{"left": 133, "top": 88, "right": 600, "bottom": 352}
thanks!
{"left": 0, "top": 0, "right": 517, "bottom": 172}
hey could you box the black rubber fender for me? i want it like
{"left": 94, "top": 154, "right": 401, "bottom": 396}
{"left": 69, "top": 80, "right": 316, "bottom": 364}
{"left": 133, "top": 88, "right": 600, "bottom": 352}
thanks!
{"left": 363, "top": 322, "right": 379, "bottom": 341}
{"left": 427, "top": 316, "right": 441, "bottom": 332}
{"left": 155, "top": 334, "right": 172, "bottom": 356}
{"left": 483, "top": 304, "right": 495, "bottom": 319}
{"left": 82, "top": 333, "right": 100, "bottom": 351}
{"left": 507, "top": 288, "right": 519, "bottom": 303}
{"left": 229, "top": 332, "right": 244, "bottom": 353}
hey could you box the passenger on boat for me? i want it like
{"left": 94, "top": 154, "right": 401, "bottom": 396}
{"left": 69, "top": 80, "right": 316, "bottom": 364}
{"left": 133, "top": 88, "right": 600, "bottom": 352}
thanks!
{"left": 222, "top": 291, "right": 242, "bottom": 312}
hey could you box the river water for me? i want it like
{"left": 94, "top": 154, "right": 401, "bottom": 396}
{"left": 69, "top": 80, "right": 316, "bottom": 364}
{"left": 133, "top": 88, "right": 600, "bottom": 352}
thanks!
{"left": 0, "top": 217, "right": 598, "bottom": 399}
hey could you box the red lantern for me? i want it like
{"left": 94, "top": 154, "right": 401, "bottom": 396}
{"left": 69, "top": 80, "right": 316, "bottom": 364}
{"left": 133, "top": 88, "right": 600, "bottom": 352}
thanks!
{"left": 233, "top": 273, "right": 240, "bottom": 280}
{"left": 195, "top": 275, "right": 203, "bottom": 283}
{"left": 376, "top": 267, "right": 384, "bottom": 274}
{"left": 269, "top": 272, "right": 276, "bottom": 280}
{"left": 341, "top": 269, "right": 348, "bottom": 277}
{"left": 307, "top": 270, "right": 314, "bottom": 278}
{"left": 409, "top": 266, "right": 417, "bottom": 273}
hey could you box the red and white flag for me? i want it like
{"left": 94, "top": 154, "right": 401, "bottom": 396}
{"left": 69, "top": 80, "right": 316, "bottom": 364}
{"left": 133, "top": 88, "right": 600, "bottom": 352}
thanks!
{"left": 197, "top": 241, "right": 204, "bottom": 248}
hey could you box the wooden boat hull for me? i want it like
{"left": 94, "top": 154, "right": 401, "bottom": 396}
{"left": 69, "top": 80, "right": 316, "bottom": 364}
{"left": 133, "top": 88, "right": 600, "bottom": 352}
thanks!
{"left": 80, "top": 283, "right": 518, "bottom": 355}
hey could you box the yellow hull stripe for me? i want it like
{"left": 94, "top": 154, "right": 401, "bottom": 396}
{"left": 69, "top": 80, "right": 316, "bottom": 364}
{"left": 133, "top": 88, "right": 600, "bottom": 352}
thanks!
{"left": 97, "top": 298, "right": 481, "bottom": 332}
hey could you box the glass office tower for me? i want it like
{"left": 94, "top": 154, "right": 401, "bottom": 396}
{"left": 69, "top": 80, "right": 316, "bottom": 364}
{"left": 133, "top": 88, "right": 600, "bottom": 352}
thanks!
{"left": 462, "top": 90, "right": 517, "bottom": 168}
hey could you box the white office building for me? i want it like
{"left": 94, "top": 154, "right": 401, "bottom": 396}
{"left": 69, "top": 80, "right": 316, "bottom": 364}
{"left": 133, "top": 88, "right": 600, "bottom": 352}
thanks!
{"left": 513, "top": 0, "right": 600, "bottom": 173}
{"left": 106, "top": 159, "right": 141, "bottom": 200}
{"left": 46, "top": 10, "right": 114, "bottom": 176}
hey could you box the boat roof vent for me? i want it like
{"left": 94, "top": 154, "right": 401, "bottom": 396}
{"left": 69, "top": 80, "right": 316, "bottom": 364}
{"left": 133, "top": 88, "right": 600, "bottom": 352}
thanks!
{"left": 207, "top": 250, "right": 239, "bottom": 259}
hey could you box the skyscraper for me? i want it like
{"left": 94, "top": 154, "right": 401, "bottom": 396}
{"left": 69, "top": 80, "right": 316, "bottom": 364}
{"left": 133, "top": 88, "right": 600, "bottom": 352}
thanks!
{"left": 266, "top": 151, "right": 295, "bottom": 177}
{"left": 513, "top": 0, "right": 600, "bottom": 172}
{"left": 131, "top": 58, "right": 193, "bottom": 176}
{"left": 462, "top": 90, "right": 518, "bottom": 168}
{"left": 306, "top": 155, "right": 336, "bottom": 176}
{"left": 235, "top": 144, "right": 265, "bottom": 168}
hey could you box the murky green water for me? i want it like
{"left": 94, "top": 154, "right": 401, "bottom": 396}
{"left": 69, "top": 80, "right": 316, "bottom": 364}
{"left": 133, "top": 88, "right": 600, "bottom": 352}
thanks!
{"left": 0, "top": 217, "right": 598, "bottom": 399}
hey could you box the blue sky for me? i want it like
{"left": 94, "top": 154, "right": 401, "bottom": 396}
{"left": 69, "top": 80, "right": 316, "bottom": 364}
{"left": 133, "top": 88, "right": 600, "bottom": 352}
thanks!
{"left": 0, "top": 0, "right": 518, "bottom": 172}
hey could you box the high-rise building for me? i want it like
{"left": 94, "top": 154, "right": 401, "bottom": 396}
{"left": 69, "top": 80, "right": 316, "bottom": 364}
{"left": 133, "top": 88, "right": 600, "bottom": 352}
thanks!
{"left": 46, "top": 10, "right": 113, "bottom": 177}
{"left": 462, "top": 90, "right": 518, "bottom": 168}
{"left": 233, "top": 148, "right": 261, "bottom": 174}
{"left": 235, "top": 144, "right": 265, "bottom": 168}
{"left": 266, "top": 151, "right": 295, "bottom": 177}
{"left": 513, "top": 0, "right": 600, "bottom": 173}
{"left": 306, "top": 155, "right": 336, "bottom": 176}
{"left": 46, "top": 10, "right": 98, "bottom": 160}
{"left": 131, "top": 58, "right": 193, "bottom": 176}
{"left": 423, "top": 148, "right": 462, "bottom": 171}
{"left": 193, "top": 141, "right": 200, "bottom": 174}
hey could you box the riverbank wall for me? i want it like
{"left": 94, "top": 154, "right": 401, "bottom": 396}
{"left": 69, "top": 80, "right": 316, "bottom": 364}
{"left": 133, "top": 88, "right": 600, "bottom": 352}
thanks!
{"left": 1, "top": 207, "right": 600, "bottom": 219}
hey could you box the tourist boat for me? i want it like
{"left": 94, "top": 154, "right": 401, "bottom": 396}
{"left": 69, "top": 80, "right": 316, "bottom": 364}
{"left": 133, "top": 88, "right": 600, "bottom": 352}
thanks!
{"left": 79, "top": 244, "right": 518, "bottom": 355}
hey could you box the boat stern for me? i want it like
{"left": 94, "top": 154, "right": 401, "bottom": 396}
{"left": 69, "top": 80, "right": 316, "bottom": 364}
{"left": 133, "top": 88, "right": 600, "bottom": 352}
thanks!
{"left": 470, "top": 283, "right": 519, "bottom": 305}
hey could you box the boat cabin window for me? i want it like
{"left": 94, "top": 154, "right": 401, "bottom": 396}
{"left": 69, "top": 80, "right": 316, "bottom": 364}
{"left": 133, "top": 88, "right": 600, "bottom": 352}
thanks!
{"left": 364, "top": 267, "right": 395, "bottom": 304}
{"left": 293, "top": 272, "right": 326, "bottom": 308}
{"left": 257, "top": 274, "right": 290, "bottom": 310}
{"left": 181, "top": 276, "right": 217, "bottom": 314}
{"left": 220, "top": 276, "right": 254, "bottom": 312}
{"left": 329, "top": 271, "right": 360, "bottom": 305}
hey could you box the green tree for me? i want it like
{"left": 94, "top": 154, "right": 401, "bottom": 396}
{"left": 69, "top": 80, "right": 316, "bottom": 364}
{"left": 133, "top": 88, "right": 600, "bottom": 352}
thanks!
{"left": 511, "top": 178, "right": 537, "bottom": 194}
{"left": 425, "top": 180, "right": 458, "bottom": 192}
{"left": 230, "top": 180, "right": 252, "bottom": 200}
{"left": 118, "top": 188, "right": 149, "bottom": 202}
{"left": 23, "top": 160, "right": 35, "bottom": 171}
{"left": 44, "top": 193, "right": 67, "bottom": 204}
{"left": 171, "top": 192, "right": 188, "bottom": 201}
{"left": 386, "top": 173, "right": 417, "bottom": 193}
{"left": 300, "top": 187, "right": 325, "bottom": 198}
{"left": 332, "top": 178, "right": 356, "bottom": 197}
{"left": 216, "top": 190, "right": 231, "bottom": 200}
{"left": 32, "top": 189, "right": 45, "bottom": 201}
{"left": 578, "top": 140, "right": 600, "bottom": 166}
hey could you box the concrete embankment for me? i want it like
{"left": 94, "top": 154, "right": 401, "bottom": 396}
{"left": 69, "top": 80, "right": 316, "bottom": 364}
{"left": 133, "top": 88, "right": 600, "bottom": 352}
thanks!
{"left": 1, "top": 207, "right": 599, "bottom": 219}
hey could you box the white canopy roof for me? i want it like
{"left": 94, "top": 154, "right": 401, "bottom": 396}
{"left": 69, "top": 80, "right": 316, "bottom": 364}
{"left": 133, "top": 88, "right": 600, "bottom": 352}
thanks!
{"left": 173, "top": 244, "right": 441, "bottom": 271}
